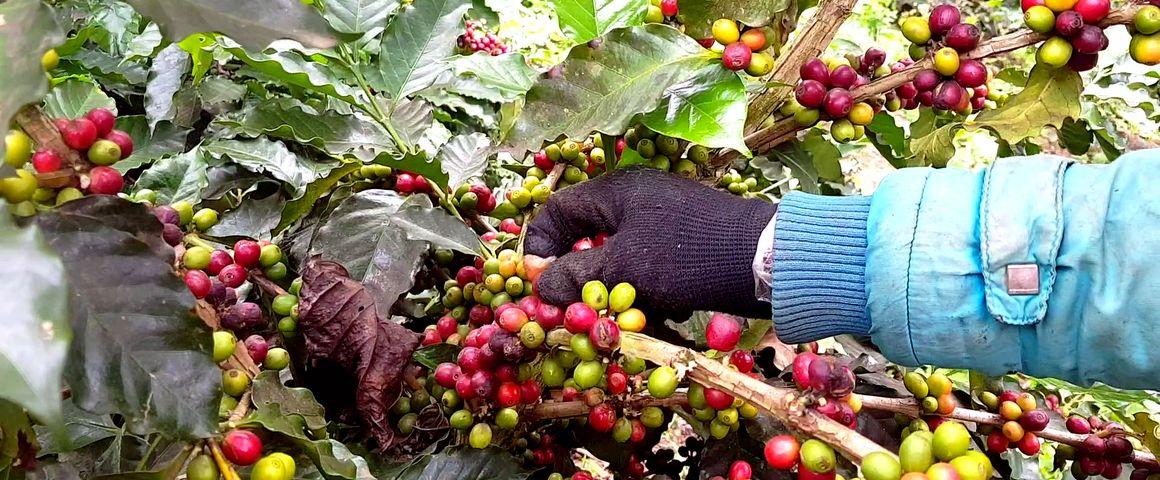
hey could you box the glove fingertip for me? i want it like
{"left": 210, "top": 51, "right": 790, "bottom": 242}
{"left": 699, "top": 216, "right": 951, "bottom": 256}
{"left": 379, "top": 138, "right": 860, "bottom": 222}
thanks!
{"left": 534, "top": 264, "right": 582, "bottom": 306}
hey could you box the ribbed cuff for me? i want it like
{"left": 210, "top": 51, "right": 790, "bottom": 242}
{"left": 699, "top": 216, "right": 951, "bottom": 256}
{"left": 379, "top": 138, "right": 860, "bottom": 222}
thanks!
{"left": 771, "top": 192, "right": 871, "bottom": 343}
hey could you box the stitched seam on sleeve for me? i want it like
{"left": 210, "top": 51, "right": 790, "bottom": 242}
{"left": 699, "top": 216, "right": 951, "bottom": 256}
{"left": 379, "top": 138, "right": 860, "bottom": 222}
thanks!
{"left": 904, "top": 170, "right": 934, "bottom": 366}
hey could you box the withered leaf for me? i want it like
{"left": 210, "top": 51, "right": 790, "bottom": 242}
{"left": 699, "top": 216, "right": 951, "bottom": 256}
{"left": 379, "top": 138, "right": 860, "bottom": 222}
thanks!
{"left": 297, "top": 256, "right": 420, "bottom": 451}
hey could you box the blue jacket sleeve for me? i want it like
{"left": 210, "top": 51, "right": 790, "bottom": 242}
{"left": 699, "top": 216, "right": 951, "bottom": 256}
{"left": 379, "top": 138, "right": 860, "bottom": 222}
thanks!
{"left": 770, "top": 148, "right": 1160, "bottom": 390}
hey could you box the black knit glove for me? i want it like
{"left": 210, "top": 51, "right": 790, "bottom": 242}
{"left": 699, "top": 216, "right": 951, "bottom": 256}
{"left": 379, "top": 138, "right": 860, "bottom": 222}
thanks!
{"left": 525, "top": 167, "right": 777, "bottom": 318}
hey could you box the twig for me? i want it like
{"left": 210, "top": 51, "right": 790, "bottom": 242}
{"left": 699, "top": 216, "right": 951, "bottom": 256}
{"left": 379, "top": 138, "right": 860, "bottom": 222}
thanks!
{"left": 527, "top": 393, "right": 689, "bottom": 420}
{"left": 619, "top": 332, "right": 893, "bottom": 462}
{"left": 13, "top": 105, "right": 88, "bottom": 188}
{"left": 727, "top": 3, "right": 1146, "bottom": 164}
{"left": 249, "top": 270, "right": 290, "bottom": 297}
{"left": 228, "top": 390, "right": 253, "bottom": 423}
{"left": 858, "top": 394, "right": 1159, "bottom": 465}
{"left": 545, "top": 163, "right": 567, "bottom": 191}
{"left": 208, "top": 439, "right": 242, "bottom": 480}
{"left": 745, "top": 0, "right": 863, "bottom": 133}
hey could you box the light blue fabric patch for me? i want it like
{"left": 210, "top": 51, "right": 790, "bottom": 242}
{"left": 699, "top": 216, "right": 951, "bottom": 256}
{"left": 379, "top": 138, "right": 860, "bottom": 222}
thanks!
{"left": 979, "top": 157, "right": 1068, "bottom": 325}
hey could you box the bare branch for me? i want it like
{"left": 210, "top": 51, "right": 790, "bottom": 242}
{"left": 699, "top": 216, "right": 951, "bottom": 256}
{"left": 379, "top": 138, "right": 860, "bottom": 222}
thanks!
{"left": 527, "top": 393, "right": 689, "bottom": 420}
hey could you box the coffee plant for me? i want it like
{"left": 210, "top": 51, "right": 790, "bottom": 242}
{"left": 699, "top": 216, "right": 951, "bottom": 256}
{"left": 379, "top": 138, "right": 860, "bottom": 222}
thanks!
{"left": 0, "top": 0, "right": 1157, "bottom": 478}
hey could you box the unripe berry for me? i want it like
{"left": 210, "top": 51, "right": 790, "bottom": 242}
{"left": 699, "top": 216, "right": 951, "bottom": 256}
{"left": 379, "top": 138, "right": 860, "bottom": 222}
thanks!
{"left": 1024, "top": 6, "right": 1056, "bottom": 33}
{"left": 933, "top": 47, "right": 961, "bottom": 76}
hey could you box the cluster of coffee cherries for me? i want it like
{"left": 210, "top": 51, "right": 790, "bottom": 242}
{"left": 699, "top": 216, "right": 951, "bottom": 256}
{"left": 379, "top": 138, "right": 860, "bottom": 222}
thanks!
{"left": 899, "top": 5, "right": 992, "bottom": 113}
{"left": 1057, "top": 415, "right": 1146, "bottom": 478}
{"left": 1131, "top": 6, "right": 1160, "bottom": 65}
{"left": 429, "top": 268, "right": 652, "bottom": 452}
{"left": 644, "top": 0, "right": 679, "bottom": 24}
{"left": 761, "top": 434, "right": 848, "bottom": 480}
{"left": 456, "top": 19, "right": 508, "bottom": 56}
{"left": 1021, "top": 0, "right": 1112, "bottom": 70}
{"left": 182, "top": 437, "right": 296, "bottom": 480}
{"left": 345, "top": 163, "right": 433, "bottom": 196}
{"left": 979, "top": 390, "right": 1048, "bottom": 456}
{"left": 532, "top": 135, "right": 606, "bottom": 186}
{"left": 704, "top": 19, "right": 776, "bottom": 77}
{"left": 2, "top": 108, "right": 134, "bottom": 214}
{"left": 674, "top": 314, "right": 762, "bottom": 440}
{"left": 903, "top": 371, "right": 958, "bottom": 417}
{"left": 891, "top": 420, "right": 994, "bottom": 480}
{"left": 784, "top": 49, "right": 892, "bottom": 142}
{"left": 792, "top": 351, "right": 861, "bottom": 429}
{"left": 620, "top": 124, "right": 711, "bottom": 177}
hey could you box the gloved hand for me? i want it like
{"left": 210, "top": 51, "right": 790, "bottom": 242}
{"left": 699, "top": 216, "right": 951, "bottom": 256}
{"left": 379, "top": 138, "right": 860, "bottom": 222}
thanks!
{"left": 525, "top": 167, "right": 777, "bottom": 318}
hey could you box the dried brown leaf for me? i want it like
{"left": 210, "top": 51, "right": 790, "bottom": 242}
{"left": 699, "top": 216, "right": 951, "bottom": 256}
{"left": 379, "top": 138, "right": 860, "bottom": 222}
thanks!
{"left": 297, "top": 256, "right": 420, "bottom": 450}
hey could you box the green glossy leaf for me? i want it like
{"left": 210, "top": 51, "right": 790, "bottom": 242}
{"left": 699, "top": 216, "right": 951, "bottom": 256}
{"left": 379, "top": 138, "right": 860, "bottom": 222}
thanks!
{"left": 505, "top": 24, "right": 717, "bottom": 153}
{"left": 865, "top": 112, "right": 909, "bottom": 168}
{"left": 439, "top": 133, "right": 491, "bottom": 188}
{"left": 736, "top": 319, "right": 772, "bottom": 351}
{"left": 144, "top": 44, "right": 192, "bottom": 131}
{"left": 37, "top": 197, "right": 218, "bottom": 439}
{"left": 448, "top": 53, "right": 538, "bottom": 103}
{"left": 131, "top": 148, "right": 210, "bottom": 205}
{"left": 64, "top": 49, "right": 149, "bottom": 86}
{"left": 911, "top": 121, "right": 961, "bottom": 168}
{"left": 205, "top": 195, "right": 284, "bottom": 240}
{"left": 973, "top": 65, "right": 1082, "bottom": 145}
{"left": 0, "top": 205, "right": 69, "bottom": 426}
{"left": 373, "top": 0, "right": 472, "bottom": 107}
{"left": 678, "top": 0, "right": 790, "bottom": 38}
{"left": 277, "top": 163, "right": 362, "bottom": 233}
{"left": 548, "top": 0, "right": 646, "bottom": 44}
{"left": 1059, "top": 117, "right": 1093, "bottom": 155}
{"left": 390, "top": 196, "right": 481, "bottom": 256}
{"left": 392, "top": 98, "right": 438, "bottom": 150}
{"left": 204, "top": 137, "right": 338, "bottom": 198}
{"left": 308, "top": 189, "right": 426, "bottom": 313}
{"left": 34, "top": 399, "right": 119, "bottom": 455}
{"left": 322, "top": 0, "right": 399, "bottom": 34}
{"left": 42, "top": 80, "right": 117, "bottom": 119}
{"left": 223, "top": 40, "right": 364, "bottom": 105}
{"left": 395, "top": 447, "right": 529, "bottom": 480}
{"left": 197, "top": 77, "right": 247, "bottom": 110}
{"left": 126, "top": 23, "right": 163, "bottom": 59}
{"left": 111, "top": 116, "right": 192, "bottom": 172}
{"left": 639, "top": 66, "right": 749, "bottom": 155}
{"left": 201, "top": 164, "right": 279, "bottom": 200}
{"left": 122, "top": 0, "right": 339, "bottom": 51}
{"left": 412, "top": 344, "right": 462, "bottom": 370}
{"left": 771, "top": 130, "right": 840, "bottom": 193}
{"left": 664, "top": 311, "right": 711, "bottom": 347}
{"left": 0, "top": 0, "right": 64, "bottom": 164}
{"left": 248, "top": 371, "right": 328, "bottom": 433}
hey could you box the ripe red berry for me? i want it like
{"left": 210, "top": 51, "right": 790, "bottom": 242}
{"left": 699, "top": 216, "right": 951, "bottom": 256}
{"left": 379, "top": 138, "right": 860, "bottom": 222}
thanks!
{"left": 1072, "top": 25, "right": 1108, "bottom": 54}
{"left": 244, "top": 334, "right": 268, "bottom": 364}
{"left": 630, "top": 419, "right": 646, "bottom": 442}
{"left": 421, "top": 329, "right": 441, "bottom": 346}
{"left": 607, "top": 371, "right": 628, "bottom": 394}
{"left": 933, "top": 80, "right": 967, "bottom": 111}
{"left": 564, "top": 302, "right": 598, "bottom": 334}
{"left": 85, "top": 108, "right": 116, "bottom": 137}
{"left": 764, "top": 434, "right": 801, "bottom": 469}
{"left": 704, "top": 387, "right": 734, "bottom": 410}
{"left": 535, "top": 303, "right": 564, "bottom": 330}
{"left": 434, "top": 362, "right": 461, "bottom": 388}
{"left": 61, "top": 118, "right": 99, "bottom": 150}
{"left": 1017, "top": 433, "right": 1041, "bottom": 455}
{"left": 572, "top": 237, "right": 594, "bottom": 252}
{"left": 589, "top": 317, "right": 621, "bottom": 351}
{"left": 573, "top": 473, "right": 595, "bottom": 480}
{"left": 795, "top": 80, "right": 828, "bottom": 108}
{"left": 945, "top": 23, "right": 981, "bottom": 52}
{"left": 800, "top": 58, "right": 830, "bottom": 86}
{"left": 217, "top": 263, "right": 248, "bottom": 288}
{"left": 706, "top": 313, "right": 743, "bottom": 351}
{"left": 221, "top": 430, "right": 263, "bottom": 466}
{"left": 412, "top": 174, "right": 429, "bottom": 193}
{"left": 233, "top": 240, "right": 261, "bottom": 268}
{"left": 87, "top": 166, "right": 123, "bottom": 195}
{"left": 896, "top": 82, "right": 919, "bottom": 99}
{"left": 436, "top": 316, "right": 458, "bottom": 339}
{"left": 792, "top": 352, "right": 818, "bottom": 389}
{"left": 721, "top": 42, "right": 753, "bottom": 71}
{"left": 206, "top": 249, "right": 234, "bottom": 275}
{"left": 729, "top": 460, "right": 753, "bottom": 480}
{"left": 31, "top": 149, "right": 63, "bottom": 173}
{"left": 1074, "top": 0, "right": 1110, "bottom": 23}
{"left": 1056, "top": 11, "right": 1085, "bottom": 37}
{"left": 588, "top": 402, "right": 617, "bottom": 432}
{"left": 497, "top": 381, "right": 521, "bottom": 407}
{"left": 987, "top": 430, "right": 1010, "bottom": 453}
{"left": 469, "top": 304, "right": 493, "bottom": 326}
{"left": 928, "top": 5, "right": 962, "bottom": 38}
{"left": 823, "top": 88, "right": 854, "bottom": 118}
{"left": 914, "top": 69, "right": 941, "bottom": 92}
{"left": 862, "top": 48, "right": 887, "bottom": 72}
{"left": 829, "top": 65, "right": 859, "bottom": 89}
{"left": 1022, "top": 0, "right": 1045, "bottom": 10}
{"left": 470, "top": 370, "right": 496, "bottom": 399}
{"left": 955, "top": 59, "right": 988, "bottom": 88}
{"left": 1019, "top": 409, "right": 1050, "bottom": 432}
{"left": 395, "top": 173, "right": 415, "bottom": 193}
{"left": 660, "top": 0, "right": 678, "bottom": 16}
{"left": 184, "top": 270, "right": 212, "bottom": 298}
{"left": 1083, "top": 434, "right": 1107, "bottom": 455}
{"left": 520, "top": 379, "right": 541, "bottom": 404}
{"left": 729, "top": 350, "right": 755, "bottom": 373}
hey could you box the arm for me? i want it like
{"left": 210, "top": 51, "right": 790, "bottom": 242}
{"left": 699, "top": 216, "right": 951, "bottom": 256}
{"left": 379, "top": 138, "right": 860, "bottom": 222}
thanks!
{"left": 772, "top": 148, "right": 1160, "bottom": 390}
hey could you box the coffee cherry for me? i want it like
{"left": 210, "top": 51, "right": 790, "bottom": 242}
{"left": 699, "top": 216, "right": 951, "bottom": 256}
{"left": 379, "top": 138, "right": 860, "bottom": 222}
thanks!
{"left": 87, "top": 166, "right": 124, "bottom": 195}
{"left": 902, "top": 17, "right": 933, "bottom": 44}
{"left": 221, "top": 430, "right": 263, "bottom": 466}
{"left": 795, "top": 80, "right": 828, "bottom": 108}
{"left": 183, "top": 270, "right": 212, "bottom": 298}
{"left": 1074, "top": 0, "right": 1110, "bottom": 23}
{"left": 661, "top": 0, "right": 679, "bottom": 16}
{"left": 564, "top": 302, "right": 598, "bottom": 333}
{"left": 848, "top": 102, "right": 874, "bottom": 125}
{"left": 1025, "top": 6, "right": 1056, "bottom": 33}
{"left": 648, "top": 366, "right": 678, "bottom": 398}
{"left": 704, "top": 387, "right": 734, "bottom": 410}
{"left": 1131, "top": 33, "right": 1160, "bottom": 65}
{"left": 193, "top": 208, "right": 218, "bottom": 231}
{"left": 264, "top": 348, "right": 290, "bottom": 370}
{"left": 212, "top": 331, "right": 236, "bottom": 363}
{"left": 914, "top": 69, "right": 941, "bottom": 92}
{"left": 1017, "top": 433, "right": 1041, "bottom": 455}
{"left": 1019, "top": 409, "right": 1049, "bottom": 432}
{"left": 729, "top": 460, "right": 753, "bottom": 480}
{"left": 1106, "top": 435, "right": 1133, "bottom": 460}
{"left": 928, "top": 5, "right": 962, "bottom": 38}
{"left": 588, "top": 402, "right": 617, "bottom": 432}
{"left": 589, "top": 317, "right": 620, "bottom": 351}
{"left": 222, "top": 368, "right": 250, "bottom": 397}
{"left": 1137, "top": 6, "right": 1160, "bottom": 35}
{"left": 31, "top": 149, "right": 62, "bottom": 173}
{"left": 800, "top": 439, "right": 836, "bottom": 474}
{"left": 862, "top": 451, "right": 902, "bottom": 480}
{"left": 955, "top": 60, "right": 987, "bottom": 88}
{"left": 830, "top": 65, "right": 858, "bottom": 89}
{"left": 85, "top": 108, "right": 116, "bottom": 137}
{"left": 61, "top": 118, "right": 99, "bottom": 150}
{"left": 469, "top": 423, "right": 492, "bottom": 448}
{"left": 900, "top": 430, "right": 935, "bottom": 472}
{"left": 245, "top": 335, "right": 269, "bottom": 364}
{"left": 800, "top": 58, "right": 831, "bottom": 85}
{"left": 932, "top": 421, "right": 970, "bottom": 460}
{"left": 712, "top": 19, "right": 741, "bottom": 44}
{"left": 1073, "top": 25, "right": 1108, "bottom": 54}
{"left": 794, "top": 108, "right": 821, "bottom": 126}
{"left": 933, "top": 48, "right": 960, "bottom": 76}
{"left": 946, "top": 23, "right": 981, "bottom": 52}
{"left": 573, "top": 360, "right": 602, "bottom": 389}
{"left": 792, "top": 352, "right": 818, "bottom": 389}
{"left": 729, "top": 350, "right": 755, "bottom": 373}
{"left": 764, "top": 435, "right": 800, "bottom": 470}
{"left": 823, "top": 88, "right": 854, "bottom": 118}
{"left": 722, "top": 42, "right": 753, "bottom": 70}
{"left": 1056, "top": 11, "right": 1085, "bottom": 37}
{"left": 746, "top": 52, "right": 775, "bottom": 76}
